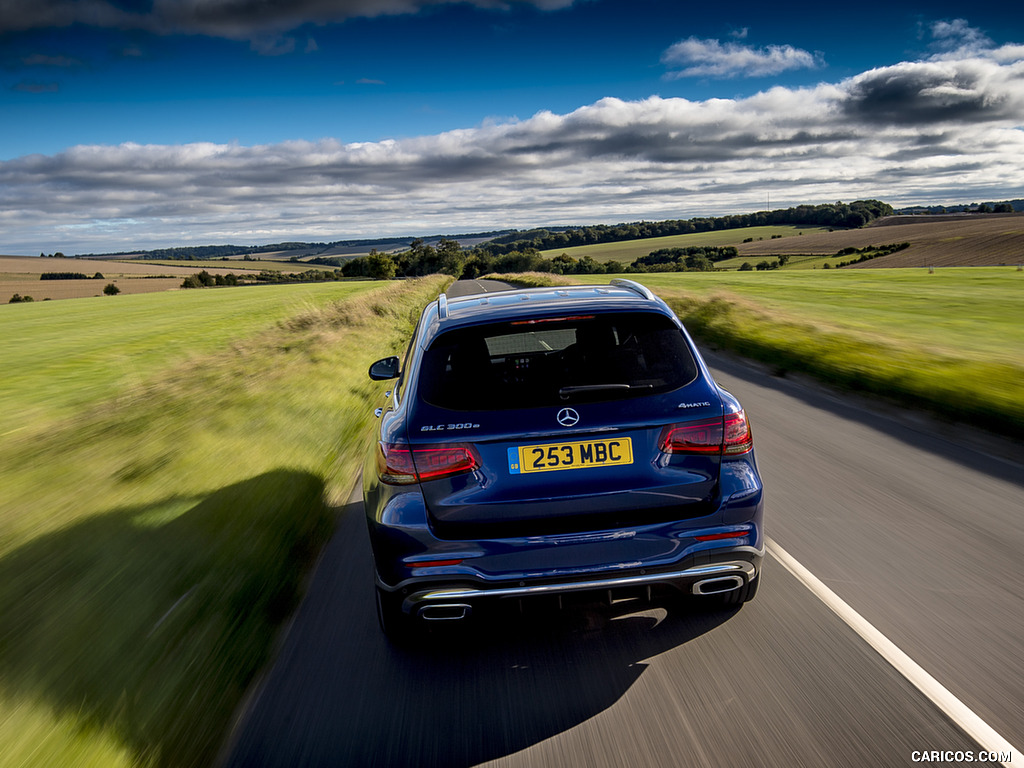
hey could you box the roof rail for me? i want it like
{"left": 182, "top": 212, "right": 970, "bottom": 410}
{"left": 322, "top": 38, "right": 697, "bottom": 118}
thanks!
{"left": 437, "top": 292, "right": 449, "bottom": 320}
{"left": 609, "top": 278, "right": 654, "bottom": 301}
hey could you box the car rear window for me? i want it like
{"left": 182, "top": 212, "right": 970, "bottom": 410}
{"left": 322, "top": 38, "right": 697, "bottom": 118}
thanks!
{"left": 418, "top": 312, "right": 698, "bottom": 411}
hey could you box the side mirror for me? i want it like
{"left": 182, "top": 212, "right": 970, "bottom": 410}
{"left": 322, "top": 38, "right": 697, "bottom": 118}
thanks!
{"left": 368, "top": 356, "right": 400, "bottom": 381}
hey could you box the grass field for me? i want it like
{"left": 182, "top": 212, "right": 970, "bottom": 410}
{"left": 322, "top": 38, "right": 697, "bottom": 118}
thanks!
{"left": 2, "top": 282, "right": 381, "bottom": 438}
{"left": 499, "top": 268, "right": 1024, "bottom": 437}
{"left": 619, "top": 268, "right": 1023, "bottom": 364}
{"left": 537, "top": 225, "right": 828, "bottom": 263}
{"left": 0, "top": 275, "right": 450, "bottom": 768}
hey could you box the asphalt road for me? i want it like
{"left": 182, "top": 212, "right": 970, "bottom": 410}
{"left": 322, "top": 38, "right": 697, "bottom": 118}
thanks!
{"left": 447, "top": 278, "right": 516, "bottom": 297}
{"left": 222, "top": 280, "right": 1023, "bottom": 767}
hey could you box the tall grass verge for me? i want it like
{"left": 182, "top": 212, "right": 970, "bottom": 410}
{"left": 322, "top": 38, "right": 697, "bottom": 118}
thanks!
{"left": 0, "top": 276, "right": 450, "bottom": 768}
{"left": 667, "top": 290, "right": 1024, "bottom": 437}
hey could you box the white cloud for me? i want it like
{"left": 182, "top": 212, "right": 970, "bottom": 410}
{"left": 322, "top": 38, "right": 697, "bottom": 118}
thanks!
{"left": 1, "top": 49, "right": 1022, "bottom": 253}
{"left": 662, "top": 36, "right": 823, "bottom": 79}
{"left": 928, "top": 18, "right": 994, "bottom": 57}
{"left": 990, "top": 44, "right": 1024, "bottom": 63}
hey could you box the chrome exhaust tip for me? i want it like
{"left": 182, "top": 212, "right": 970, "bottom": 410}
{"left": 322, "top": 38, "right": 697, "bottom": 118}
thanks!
{"left": 692, "top": 575, "right": 744, "bottom": 596}
{"left": 418, "top": 603, "right": 472, "bottom": 621}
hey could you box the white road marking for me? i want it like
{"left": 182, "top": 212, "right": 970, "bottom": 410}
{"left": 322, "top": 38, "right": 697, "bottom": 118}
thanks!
{"left": 767, "top": 537, "right": 1019, "bottom": 767}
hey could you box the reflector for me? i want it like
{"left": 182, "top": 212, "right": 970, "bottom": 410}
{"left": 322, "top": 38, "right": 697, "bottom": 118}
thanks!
{"left": 695, "top": 530, "right": 749, "bottom": 542}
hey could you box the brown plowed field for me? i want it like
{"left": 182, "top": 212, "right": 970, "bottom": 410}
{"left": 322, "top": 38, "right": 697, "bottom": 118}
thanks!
{"left": 1, "top": 255, "right": 252, "bottom": 302}
{"left": 1, "top": 277, "right": 186, "bottom": 301}
{"left": 736, "top": 212, "right": 1024, "bottom": 267}
{"left": 0, "top": 255, "right": 246, "bottom": 276}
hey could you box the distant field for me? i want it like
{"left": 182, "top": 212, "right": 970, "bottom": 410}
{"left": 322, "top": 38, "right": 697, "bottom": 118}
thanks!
{"left": 713, "top": 253, "right": 874, "bottom": 271}
{"left": 1, "top": 277, "right": 185, "bottom": 301}
{"left": 240, "top": 247, "right": 326, "bottom": 260}
{"left": 314, "top": 235, "right": 498, "bottom": 260}
{"left": 538, "top": 226, "right": 827, "bottom": 263}
{"left": 0, "top": 255, "right": 238, "bottom": 277}
{"left": 736, "top": 212, "right": 1024, "bottom": 267}
{"left": 134, "top": 258, "right": 328, "bottom": 273}
{"left": 1, "top": 255, "right": 250, "bottom": 302}
{"left": 533, "top": 213, "right": 1024, "bottom": 268}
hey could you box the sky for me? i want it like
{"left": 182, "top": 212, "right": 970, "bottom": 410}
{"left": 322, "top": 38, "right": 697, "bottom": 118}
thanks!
{"left": 1, "top": 0, "right": 1023, "bottom": 255}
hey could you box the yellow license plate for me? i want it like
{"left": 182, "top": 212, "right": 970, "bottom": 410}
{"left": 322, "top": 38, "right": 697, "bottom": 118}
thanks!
{"left": 508, "top": 437, "right": 633, "bottom": 474}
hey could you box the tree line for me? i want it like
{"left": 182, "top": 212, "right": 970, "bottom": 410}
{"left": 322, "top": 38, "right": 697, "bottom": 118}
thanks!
{"left": 339, "top": 241, "right": 742, "bottom": 279}
{"left": 40, "top": 272, "right": 105, "bottom": 280}
{"left": 339, "top": 238, "right": 919, "bottom": 281}
{"left": 479, "top": 200, "right": 894, "bottom": 256}
{"left": 179, "top": 269, "right": 345, "bottom": 288}
{"left": 895, "top": 200, "right": 1021, "bottom": 214}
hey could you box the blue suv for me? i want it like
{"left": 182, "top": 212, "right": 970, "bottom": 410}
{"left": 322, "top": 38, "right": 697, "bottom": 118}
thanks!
{"left": 364, "top": 279, "right": 764, "bottom": 639}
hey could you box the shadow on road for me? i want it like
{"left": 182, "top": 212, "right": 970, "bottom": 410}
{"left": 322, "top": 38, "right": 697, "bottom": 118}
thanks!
{"left": 0, "top": 470, "right": 330, "bottom": 768}
{"left": 223, "top": 498, "right": 738, "bottom": 768}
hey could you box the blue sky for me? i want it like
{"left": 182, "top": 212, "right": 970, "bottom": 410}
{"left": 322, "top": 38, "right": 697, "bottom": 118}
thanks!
{"left": 1, "top": 0, "right": 1023, "bottom": 254}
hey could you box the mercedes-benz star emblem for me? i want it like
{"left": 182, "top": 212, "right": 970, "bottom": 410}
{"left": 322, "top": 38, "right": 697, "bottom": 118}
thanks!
{"left": 557, "top": 407, "right": 580, "bottom": 427}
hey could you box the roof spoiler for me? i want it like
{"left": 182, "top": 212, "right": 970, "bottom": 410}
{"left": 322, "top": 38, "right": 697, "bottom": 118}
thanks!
{"left": 609, "top": 278, "right": 655, "bottom": 301}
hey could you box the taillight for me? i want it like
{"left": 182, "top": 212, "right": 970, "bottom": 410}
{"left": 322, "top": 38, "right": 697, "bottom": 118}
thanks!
{"left": 723, "top": 410, "right": 753, "bottom": 455}
{"left": 411, "top": 445, "right": 479, "bottom": 481}
{"left": 659, "top": 418, "right": 723, "bottom": 454}
{"left": 659, "top": 410, "right": 752, "bottom": 456}
{"left": 377, "top": 442, "right": 479, "bottom": 485}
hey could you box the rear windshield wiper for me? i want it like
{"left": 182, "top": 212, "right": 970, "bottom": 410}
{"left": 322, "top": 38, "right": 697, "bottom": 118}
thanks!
{"left": 559, "top": 383, "right": 653, "bottom": 398}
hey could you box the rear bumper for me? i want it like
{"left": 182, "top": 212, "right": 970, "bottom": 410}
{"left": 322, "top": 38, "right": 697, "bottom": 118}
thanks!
{"left": 378, "top": 553, "right": 761, "bottom": 619}
{"left": 366, "top": 451, "right": 765, "bottom": 619}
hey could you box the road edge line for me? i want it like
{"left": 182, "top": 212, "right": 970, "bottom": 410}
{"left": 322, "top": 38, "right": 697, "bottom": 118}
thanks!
{"left": 767, "top": 536, "right": 1019, "bottom": 767}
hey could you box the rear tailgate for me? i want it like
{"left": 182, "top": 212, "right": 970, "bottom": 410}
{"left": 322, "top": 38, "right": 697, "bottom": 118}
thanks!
{"left": 410, "top": 382, "right": 724, "bottom": 539}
